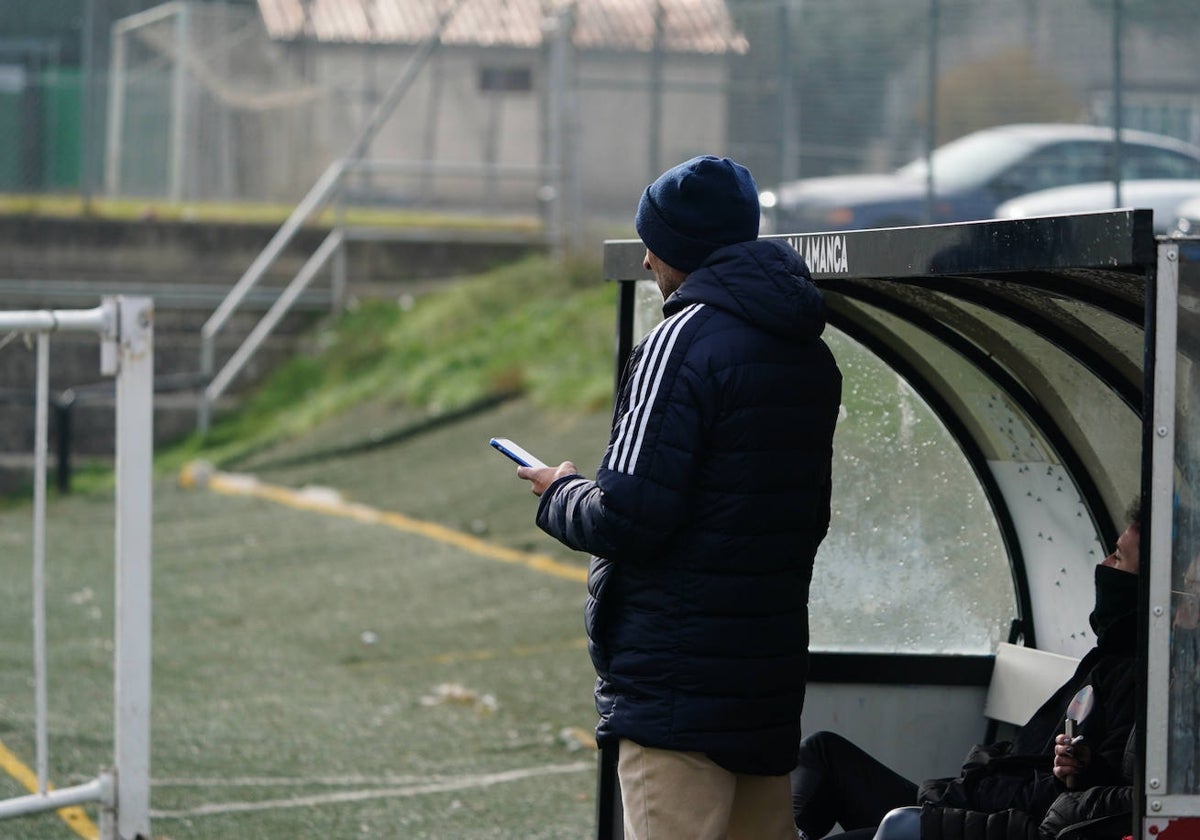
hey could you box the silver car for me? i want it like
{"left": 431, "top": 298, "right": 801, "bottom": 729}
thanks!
{"left": 763, "top": 123, "right": 1200, "bottom": 234}
{"left": 994, "top": 179, "right": 1200, "bottom": 234}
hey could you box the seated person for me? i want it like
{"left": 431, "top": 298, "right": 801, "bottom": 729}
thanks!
{"left": 1038, "top": 523, "right": 1197, "bottom": 840}
{"left": 885, "top": 685, "right": 1138, "bottom": 840}
{"left": 792, "top": 509, "right": 1142, "bottom": 840}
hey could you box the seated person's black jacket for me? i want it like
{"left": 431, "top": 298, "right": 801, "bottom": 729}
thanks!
{"left": 1038, "top": 786, "right": 1132, "bottom": 840}
{"left": 1038, "top": 727, "right": 1137, "bottom": 840}
{"left": 921, "top": 804, "right": 1040, "bottom": 840}
{"left": 919, "top": 611, "right": 1137, "bottom": 826}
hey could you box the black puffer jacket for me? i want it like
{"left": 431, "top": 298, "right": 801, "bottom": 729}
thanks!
{"left": 921, "top": 804, "right": 1040, "bottom": 840}
{"left": 537, "top": 239, "right": 842, "bottom": 776}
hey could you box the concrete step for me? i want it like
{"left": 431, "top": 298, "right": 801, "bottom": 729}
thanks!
{"left": 0, "top": 277, "right": 333, "bottom": 312}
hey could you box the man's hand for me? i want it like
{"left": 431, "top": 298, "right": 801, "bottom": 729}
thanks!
{"left": 1053, "top": 733, "right": 1091, "bottom": 785}
{"left": 516, "top": 461, "right": 578, "bottom": 496}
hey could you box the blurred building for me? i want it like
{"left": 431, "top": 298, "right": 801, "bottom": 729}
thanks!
{"left": 99, "top": 0, "right": 747, "bottom": 223}
{"left": 259, "top": 0, "right": 745, "bottom": 218}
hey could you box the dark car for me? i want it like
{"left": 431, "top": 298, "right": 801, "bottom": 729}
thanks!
{"left": 763, "top": 123, "right": 1200, "bottom": 234}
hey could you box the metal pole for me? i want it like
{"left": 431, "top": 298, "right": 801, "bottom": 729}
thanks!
{"left": 112, "top": 297, "right": 154, "bottom": 840}
{"left": 594, "top": 744, "right": 622, "bottom": 840}
{"left": 924, "top": 0, "right": 939, "bottom": 224}
{"left": 545, "top": 8, "right": 569, "bottom": 259}
{"left": 1144, "top": 242, "right": 1177, "bottom": 818}
{"left": 648, "top": 1, "right": 665, "bottom": 182}
{"left": 81, "top": 0, "right": 97, "bottom": 209}
{"left": 332, "top": 181, "right": 348, "bottom": 315}
{"left": 1111, "top": 0, "right": 1123, "bottom": 207}
{"left": 0, "top": 775, "right": 112, "bottom": 820}
{"left": 419, "top": 50, "right": 444, "bottom": 202}
{"left": 778, "top": 1, "right": 799, "bottom": 183}
{"left": 54, "top": 398, "right": 73, "bottom": 494}
{"left": 168, "top": 2, "right": 189, "bottom": 203}
{"left": 103, "top": 20, "right": 126, "bottom": 196}
{"left": 563, "top": 6, "right": 584, "bottom": 253}
{"left": 33, "top": 334, "right": 49, "bottom": 795}
{"left": 0, "top": 306, "right": 113, "bottom": 334}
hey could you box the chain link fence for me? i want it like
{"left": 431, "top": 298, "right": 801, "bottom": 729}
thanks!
{"left": 0, "top": 0, "right": 1196, "bottom": 229}
{"left": 104, "top": 2, "right": 325, "bottom": 204}
{"left": 727, "top": 0, "right": 1199, "bottom": 189}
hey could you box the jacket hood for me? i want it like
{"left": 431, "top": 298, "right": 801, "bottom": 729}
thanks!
{"left": 663, "top": 239, "right": 827, "bottom": 340}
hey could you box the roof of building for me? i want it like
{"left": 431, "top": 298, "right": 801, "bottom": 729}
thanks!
{"left": 255, "top": 0, "right": 747, "bottom": 54}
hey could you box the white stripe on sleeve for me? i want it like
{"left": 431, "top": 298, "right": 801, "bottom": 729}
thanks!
{"left": 609, "top": 304, "right": 704, "bottom": 475}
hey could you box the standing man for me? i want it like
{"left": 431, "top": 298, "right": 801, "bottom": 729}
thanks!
{"left": 514, "top": 155, "right": 842, "bottom": 839}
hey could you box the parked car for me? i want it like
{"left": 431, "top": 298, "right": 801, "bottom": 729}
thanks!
{"left": 994, "top": 179, "right": 1200, "bottom": 234}
{"left": 763, "top": 123, "right": 1200, "bottom": 234}
{"left": 1171, "top": 195, "right": 1200, "bottom": 236}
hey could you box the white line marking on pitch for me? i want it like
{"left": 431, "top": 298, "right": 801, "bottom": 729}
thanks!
{"left": 149, "top": 761, "right": 592, "bottom": 819}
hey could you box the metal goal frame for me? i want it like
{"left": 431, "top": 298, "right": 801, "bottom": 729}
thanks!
{"left": 0, "top": 297, "right": 154, "bottom": 840}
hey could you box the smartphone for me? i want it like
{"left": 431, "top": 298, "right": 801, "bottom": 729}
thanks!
{"left": 489, "top": 437, "right": 548, "bottom": 469}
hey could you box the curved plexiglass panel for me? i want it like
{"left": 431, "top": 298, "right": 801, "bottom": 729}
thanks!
{"left": 936, "top": 294, "right": 1143, "bottom": 523}
{"left": 814, "top": 329, "right": 1012, "bottom": 654}
{"left": 629, "top": 279, "right": 1016, "bottom": 654}
{"left": 840, "top": 300, "right": 1111, "bottom": 657}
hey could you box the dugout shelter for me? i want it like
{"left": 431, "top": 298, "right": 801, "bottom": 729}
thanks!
{"left": 599, "top": 210, "right": 1200, "bottom": 840}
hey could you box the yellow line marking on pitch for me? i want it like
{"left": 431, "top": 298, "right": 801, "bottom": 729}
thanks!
{"left": 179, "top": 462, "right": 587, "bottom": 584}
{"left": 0, "top": 738, "right": 99, "bottom": 839}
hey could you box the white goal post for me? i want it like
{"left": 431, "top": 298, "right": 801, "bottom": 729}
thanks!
{"left": 0, "top": 297, "right": 154, "bottom": 840}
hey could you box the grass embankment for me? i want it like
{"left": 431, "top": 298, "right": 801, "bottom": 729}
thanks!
{"left": 160, "top": 253, "right": 618, "bottom": 474}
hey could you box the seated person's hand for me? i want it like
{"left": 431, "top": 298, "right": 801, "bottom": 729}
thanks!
{"left": 1053, "top": 734, "right": 1091, "bottom": 783}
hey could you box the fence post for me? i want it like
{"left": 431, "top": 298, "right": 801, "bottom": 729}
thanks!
{"left": 53, "top": 397, "right": 72, "bottom": 494}
{"left": 107, "top": 296, "right": 154, "bottom": 840}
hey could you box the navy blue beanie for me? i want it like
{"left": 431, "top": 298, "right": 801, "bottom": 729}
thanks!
{"left": 635, "top": 155, "right": 760, "bottom": 273}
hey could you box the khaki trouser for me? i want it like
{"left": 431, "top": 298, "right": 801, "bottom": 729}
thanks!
{"left": 618, "top": 738, "right": 798, "bottom": 840}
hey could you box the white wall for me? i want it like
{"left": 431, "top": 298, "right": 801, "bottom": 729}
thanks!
{"left": 284, "top": 40, "right": 731, "bottom": 219}
{"left": 575, "top": 51, "right": 730, "bottom": 218}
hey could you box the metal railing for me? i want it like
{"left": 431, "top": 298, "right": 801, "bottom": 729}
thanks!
{"left": 196, "top": 0, "right": 468, "bottom": 433}
{"left": 196, "top": 159, "right": 347, "bottom": 432}
{"left": 200, "top": 225, "right": 344, "bottom": 431}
